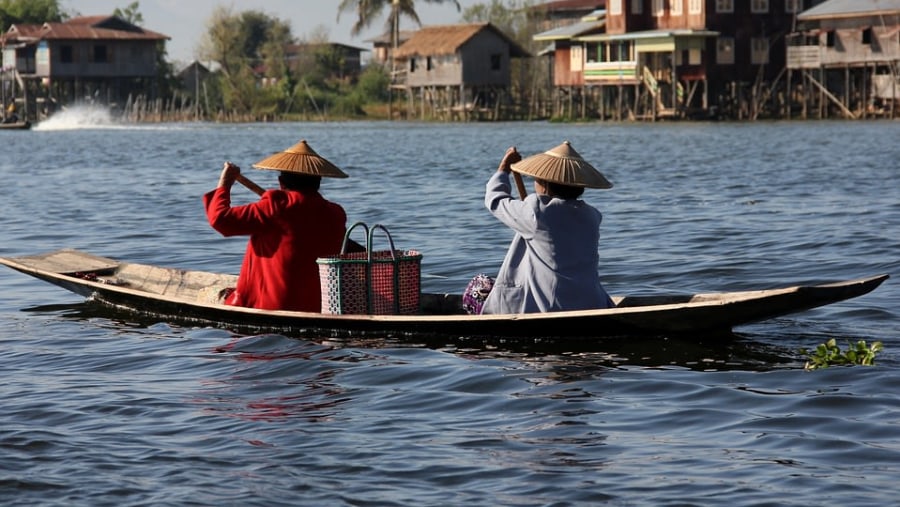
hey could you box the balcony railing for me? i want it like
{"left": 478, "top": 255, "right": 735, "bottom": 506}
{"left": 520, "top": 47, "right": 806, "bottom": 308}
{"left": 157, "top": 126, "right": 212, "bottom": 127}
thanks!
{"left": 583, "top": 61, "right": 639, "bottom": 83}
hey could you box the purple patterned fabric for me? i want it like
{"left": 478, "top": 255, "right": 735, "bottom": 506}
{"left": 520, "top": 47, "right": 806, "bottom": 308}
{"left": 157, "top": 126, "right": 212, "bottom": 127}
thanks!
{"left": 462, "top": 273, "right": 495, "bottom": 315}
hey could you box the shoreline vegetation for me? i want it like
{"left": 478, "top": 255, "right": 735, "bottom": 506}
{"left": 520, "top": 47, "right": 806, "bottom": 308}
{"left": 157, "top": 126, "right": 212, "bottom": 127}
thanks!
{"left": 107, "top": 90, "right": 899, "bottom": 124}
{"left": 9, "top": 3, "right": 897, "bottom": 125}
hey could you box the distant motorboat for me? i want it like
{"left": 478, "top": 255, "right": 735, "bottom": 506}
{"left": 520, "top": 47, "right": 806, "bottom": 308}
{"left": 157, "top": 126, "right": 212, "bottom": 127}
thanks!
{"left": 0, "top": 120, "right": 31, "bottom": 130}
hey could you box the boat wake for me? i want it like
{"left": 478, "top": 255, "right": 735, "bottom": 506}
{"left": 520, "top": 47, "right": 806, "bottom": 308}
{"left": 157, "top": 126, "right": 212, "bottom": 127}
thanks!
{"left": 33, "top": 104, "right": 120, "bottom": 131}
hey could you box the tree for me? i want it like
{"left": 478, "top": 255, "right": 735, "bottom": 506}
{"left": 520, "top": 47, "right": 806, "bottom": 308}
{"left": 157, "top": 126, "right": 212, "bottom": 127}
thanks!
{"left": 198, "top": 6, "right": 296, "bottom": 117}
{"left": 461, "top": 0, "right": 532, "bottom": 36}
{"left": 112, "top": 1, "right": 142, "bottom": 25}
{"left": 336, "top": 0, "right": 461, "bottom": 37}
{"left": 354, "top": 65, "right": 390, "bottom": 103}
{"left": 0, "top": 0, "right": 66, "bottom": 30}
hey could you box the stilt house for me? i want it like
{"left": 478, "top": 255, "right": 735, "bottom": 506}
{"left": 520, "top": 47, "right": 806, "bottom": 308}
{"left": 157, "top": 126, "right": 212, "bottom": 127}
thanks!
{"left": 392, "top": 23, "right": 531, "bottom": 120}
{"left": 1, "top": 15, "right": 169, "bottom": 121}
{"left": 786, "top": 0, "right": 900, "bottom": 119}
{"left": 534, "top": 0, "right": 838, "bottom": 120}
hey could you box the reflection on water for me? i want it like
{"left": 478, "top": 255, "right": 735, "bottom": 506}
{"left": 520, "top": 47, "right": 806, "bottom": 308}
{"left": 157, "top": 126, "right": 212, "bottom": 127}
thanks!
{"left": 31, "top": 299, "right": 804, "bottom": 371}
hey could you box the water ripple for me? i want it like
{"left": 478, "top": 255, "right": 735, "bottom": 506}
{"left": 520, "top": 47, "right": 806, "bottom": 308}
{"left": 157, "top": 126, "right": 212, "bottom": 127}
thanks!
{"left": 1, "top": 120, "right": 898, "bottom": 506}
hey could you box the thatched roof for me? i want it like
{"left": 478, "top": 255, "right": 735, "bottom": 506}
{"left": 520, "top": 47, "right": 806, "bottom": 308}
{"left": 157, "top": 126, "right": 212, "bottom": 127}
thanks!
{"left": 393, "top": 23, "right": 531, "bottom": 59}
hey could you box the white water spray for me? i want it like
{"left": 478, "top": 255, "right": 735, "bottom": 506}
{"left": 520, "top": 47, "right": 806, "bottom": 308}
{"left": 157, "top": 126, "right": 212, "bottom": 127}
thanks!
{"left": 32, "top": 103, "right": 119, "bottom": 131}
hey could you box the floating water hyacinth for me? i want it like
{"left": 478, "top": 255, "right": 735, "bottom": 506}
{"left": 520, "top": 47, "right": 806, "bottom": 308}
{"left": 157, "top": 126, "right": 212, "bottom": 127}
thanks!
{"left": 802, "top": 338, "right": 884, "bottom": 370}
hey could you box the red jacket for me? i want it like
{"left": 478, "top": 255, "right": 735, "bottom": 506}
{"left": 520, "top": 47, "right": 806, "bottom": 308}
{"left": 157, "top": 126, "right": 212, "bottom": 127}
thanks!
{"left": 203, "top": 186, "right": 346, "bottom": 312}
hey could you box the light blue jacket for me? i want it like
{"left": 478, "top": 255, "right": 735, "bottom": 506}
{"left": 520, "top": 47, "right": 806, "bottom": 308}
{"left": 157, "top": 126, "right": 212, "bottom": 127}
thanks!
{"left": 481, "top": 171, "right": 614, "bottom": 315}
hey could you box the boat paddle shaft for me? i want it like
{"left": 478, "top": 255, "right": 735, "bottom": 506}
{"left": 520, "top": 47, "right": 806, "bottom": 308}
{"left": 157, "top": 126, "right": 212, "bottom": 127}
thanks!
{"left": 513, "top": 172, "right": 527, "bottom": 200}
{"left": 236, "top": 174, "right": 266, "bottom": 196}
{"left": 233, "top": 169, "right": 365, "bottom": 252}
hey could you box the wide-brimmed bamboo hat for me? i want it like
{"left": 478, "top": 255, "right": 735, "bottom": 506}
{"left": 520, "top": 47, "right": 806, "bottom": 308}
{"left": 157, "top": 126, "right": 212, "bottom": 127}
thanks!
{"left": 252, "top": 139, "right": 348, "bottom": 178}
{"left": 511, "top": 140, "right": 612, "bottom": 189}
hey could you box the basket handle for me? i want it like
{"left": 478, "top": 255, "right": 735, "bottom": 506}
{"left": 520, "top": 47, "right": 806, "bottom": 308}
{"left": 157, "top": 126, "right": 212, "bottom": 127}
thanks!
{"left": 367, "top": 224, "right": 398, "bottom": 263}
{"left": 341, "top": 222, "right": 369, "bottom": 254}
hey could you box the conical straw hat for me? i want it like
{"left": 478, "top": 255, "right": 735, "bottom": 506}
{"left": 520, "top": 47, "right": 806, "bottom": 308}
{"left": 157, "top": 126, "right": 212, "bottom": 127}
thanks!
{"left": 252, "top": 139, "right": 348, "bottom": 178}
{"left": 511, "top": 141, "right": 612, "bottom": 189}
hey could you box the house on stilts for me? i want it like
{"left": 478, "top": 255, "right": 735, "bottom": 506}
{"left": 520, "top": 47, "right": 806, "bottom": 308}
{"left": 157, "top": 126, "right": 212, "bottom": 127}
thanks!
{"left": 536, "top": 0, "right": 811, "bottom": 121}
{"left": 391, "top": 23, "right": 531, "bottom": 121}
{"left": 786, "top": 0, "right": 900, "bottom": 119}
{"left": 1, "top": 15, "right": 169, "bottom": 123}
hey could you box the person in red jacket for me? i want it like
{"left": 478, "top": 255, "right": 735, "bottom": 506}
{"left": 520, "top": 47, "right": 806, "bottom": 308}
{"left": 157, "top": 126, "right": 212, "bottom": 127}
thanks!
{"left": 203, "top": 139, "right": 349, "bottom": 312}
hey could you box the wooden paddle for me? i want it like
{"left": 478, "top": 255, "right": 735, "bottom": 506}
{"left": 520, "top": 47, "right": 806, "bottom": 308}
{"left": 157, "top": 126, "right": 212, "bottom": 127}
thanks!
{"left": 236, "top": 174, "right": 265, "bottom": 196}
{"left": 234, "top": 171, "right": 366, "bottom": 253}
{"left": 513, "top": 172, "right": 527, "bottom": 200}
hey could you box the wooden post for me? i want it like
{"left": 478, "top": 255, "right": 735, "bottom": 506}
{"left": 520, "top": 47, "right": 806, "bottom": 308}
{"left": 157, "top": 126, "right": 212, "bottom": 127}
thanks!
{"left": 862, "top": 63, "right": 868, "bottom": 119}
{"left": 892, "top": 70, "right": 897, "bottom": 120}
{"left": 785, "top": 69, "right": 792, "bottom": 120}
{"left": 581, "top": 84, "right": 586, "bottom": 119}
{"left": 672, "top": 48, "right": 678, "bottom": 118}
{"left": 703, "top": 78, "right": 709, "bottom": 118}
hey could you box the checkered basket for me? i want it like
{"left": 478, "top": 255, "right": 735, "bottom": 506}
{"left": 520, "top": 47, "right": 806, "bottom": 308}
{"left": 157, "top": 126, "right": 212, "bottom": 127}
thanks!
{"left": 317, "top": 222, "right": 422, "bottom": 315}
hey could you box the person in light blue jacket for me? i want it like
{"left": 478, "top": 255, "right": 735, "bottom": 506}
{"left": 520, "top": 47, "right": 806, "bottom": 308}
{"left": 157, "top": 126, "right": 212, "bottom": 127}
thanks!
{"left": 475, "top": 141, "right": 615, "bottom": 315}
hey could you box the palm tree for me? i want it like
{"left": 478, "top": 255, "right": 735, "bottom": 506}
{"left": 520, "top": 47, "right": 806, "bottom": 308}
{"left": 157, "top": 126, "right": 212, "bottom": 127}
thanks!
{"left": 337, "top": 0, "right": 460, "bottom": 119}
{"left": 336, "top": 0, "right": 461, "bottom": 37}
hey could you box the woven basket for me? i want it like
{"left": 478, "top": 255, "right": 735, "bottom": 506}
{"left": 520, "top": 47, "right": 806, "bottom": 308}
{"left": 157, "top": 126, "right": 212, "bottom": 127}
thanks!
{"left": 317, "top": 222, "right": 422, "bottom": 315}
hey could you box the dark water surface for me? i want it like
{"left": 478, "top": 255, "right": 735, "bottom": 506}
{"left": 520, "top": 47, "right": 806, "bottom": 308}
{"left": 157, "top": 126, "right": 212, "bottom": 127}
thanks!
{"left": 1, "top": 113, "right": 898, "bottom": 506}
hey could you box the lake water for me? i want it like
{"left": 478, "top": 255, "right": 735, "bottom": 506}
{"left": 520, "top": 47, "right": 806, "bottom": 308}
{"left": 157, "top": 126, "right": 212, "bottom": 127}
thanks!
{"left": 1, "top": 109, "right": 898, "bottom": 506}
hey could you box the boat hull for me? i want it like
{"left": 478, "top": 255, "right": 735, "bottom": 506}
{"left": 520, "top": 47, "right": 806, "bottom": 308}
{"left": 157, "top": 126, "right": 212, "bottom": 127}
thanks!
{"left": 0, "top": 249, "right": 889, "bottom": 340}
{"left": 0, "top": 120, "right": 31, "bottom": 130}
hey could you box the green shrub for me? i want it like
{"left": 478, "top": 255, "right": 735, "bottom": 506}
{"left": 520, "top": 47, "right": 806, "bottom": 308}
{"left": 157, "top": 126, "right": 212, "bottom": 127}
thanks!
{"left": 801, "top": 338, "right": 883, "bottom": 370}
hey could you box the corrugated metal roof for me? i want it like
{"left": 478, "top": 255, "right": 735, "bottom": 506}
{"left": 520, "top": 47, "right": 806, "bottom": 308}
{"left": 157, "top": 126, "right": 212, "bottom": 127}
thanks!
{"left": 41, "top": 16, "right": 168, "bottom": 41}
{"left": 533, "top": 19, "right": 606, "bottom": 41}
{"left": 286, "top": 42, "right": 368, "bottom": 53}
{"left": 3, "top": 16, "right": 168, "bottom": 43}
{"left": 799, "top": 0, "right": 900, "bottom": 19}
{"left": 366, "top": 30, "right": 415, "bottom": 45}
{"left": 531, "top": 0, "right": 606, "bottom": 13}
{"left": 5, "top": 24, "right": 44, "bottom": 39}
{"left": 580, "top": 28, "right": 718, "bottom": 42}
{"left": 394, "top": 23, "right": 530, "bottom": 59}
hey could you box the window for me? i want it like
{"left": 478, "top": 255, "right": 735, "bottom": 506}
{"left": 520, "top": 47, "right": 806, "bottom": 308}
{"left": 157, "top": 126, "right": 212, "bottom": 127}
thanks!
{"left": 688, "top": 48, "right": 701, "bottom": 65}
{"left": 426, "top": 56, "right": 433, "bottom": 70}
{"left": 490, "top": 53, "right": 501, "bottom": 71}
{"left": 826, "top": 31, "right": 835, "bottom": 47}
{"left": 585, "top": 43, "right": 599, "bottom": 63}
{"left": 717, "top": 37, "right": 735, "bottom": 64}
{"left": 653, "top": 0, "right": 665, "bottom": 16}
{"left": 689, "top": 0, "right": 702, "bottom": 14}
{"left": 785, "top": 0, "right": 802, "bottom": 13}
{"left": 631, "top": 0, "right": 643, "bottom": 14}
{"left": 93, "top": 45, "right": 108, "bottom": 63}
{"left": 60, "top": 45, "right": 74, "bottom": 63}
{"left": 751, "top": 37, "right": 769, "bottom": 64}
{"left": 571, "top": 45, "right": 584, "bottom": 71}
{"left": 716, "top": 0, "right": 733, "bottom": 13}
{"left": 672, "top": 0, "right": 683, "bottom": 16}
{"left": 862, "top": 27, "right": 873, "bottom": 45}
{"left": 751, "top": 0, "right": 769, "bottom": 14}
{"left": 409, "top": 58, "right": 417, "bottom": 72}
{"left": 612, "top": 41, "right": 633, "bottom": 61}
{"left": 610, "top": 0, "right": 622, "bottom": 15}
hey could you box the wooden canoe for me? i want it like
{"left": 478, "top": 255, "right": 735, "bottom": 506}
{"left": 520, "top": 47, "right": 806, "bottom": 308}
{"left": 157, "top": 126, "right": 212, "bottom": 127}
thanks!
{"left": 0, "top": 249, "right": 888, "bottom": 340}
{"left": 0, "top": 120, "right": 31, "bottom": 130}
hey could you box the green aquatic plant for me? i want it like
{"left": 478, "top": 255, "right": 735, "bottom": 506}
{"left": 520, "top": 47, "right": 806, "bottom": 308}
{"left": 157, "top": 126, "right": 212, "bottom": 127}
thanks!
{"left": 802, "top": 338, "right": 883, "bottom": 370}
